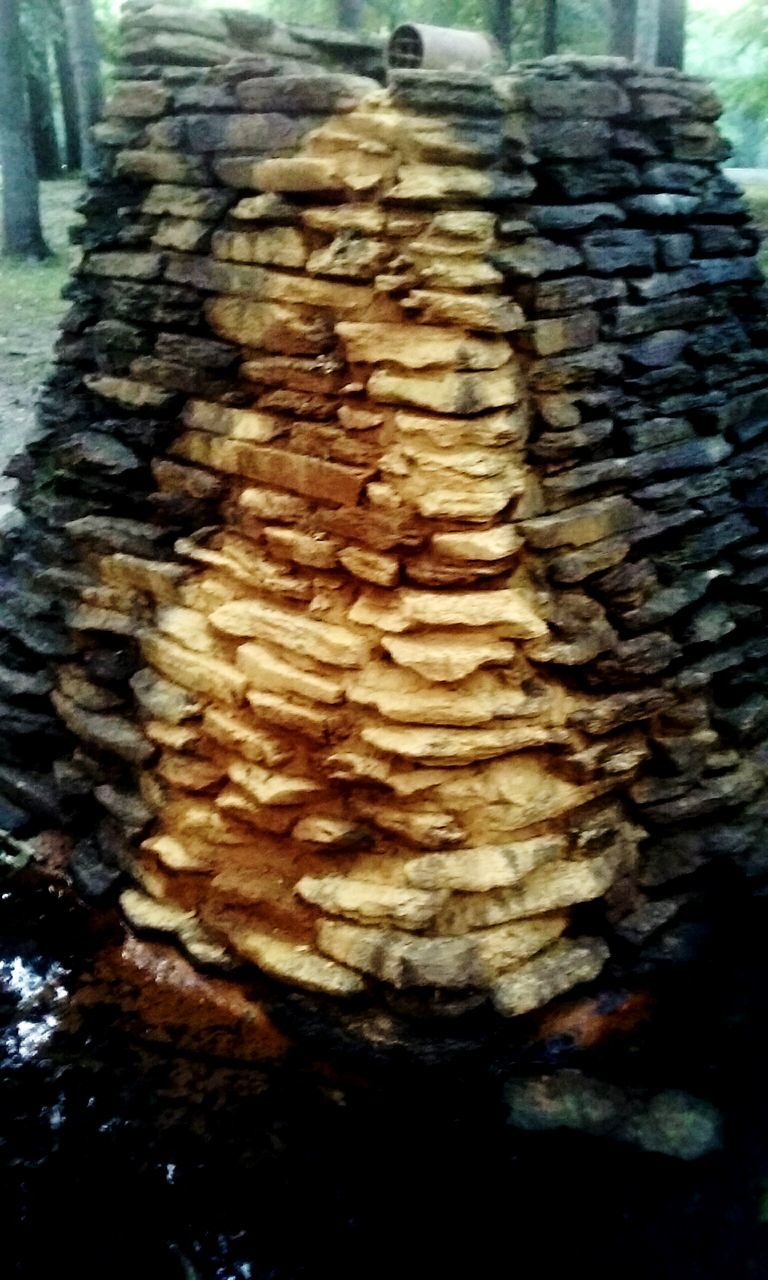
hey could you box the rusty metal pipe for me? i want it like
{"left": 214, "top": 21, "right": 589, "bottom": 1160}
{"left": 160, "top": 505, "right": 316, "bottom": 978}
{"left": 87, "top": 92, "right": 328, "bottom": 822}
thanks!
{"left": 388, "top": 23, "right": 502, "bottom": 72}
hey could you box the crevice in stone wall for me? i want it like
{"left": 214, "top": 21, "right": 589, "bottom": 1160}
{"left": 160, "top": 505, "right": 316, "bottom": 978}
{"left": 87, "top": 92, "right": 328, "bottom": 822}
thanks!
{"left": 2, "top": 5, "right": 768, "bottom": 1041}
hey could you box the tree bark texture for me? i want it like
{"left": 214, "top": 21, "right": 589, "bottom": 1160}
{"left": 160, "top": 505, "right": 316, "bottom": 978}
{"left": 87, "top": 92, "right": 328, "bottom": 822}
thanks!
{"left": 61, "top": 0, "right": 103, "bottom": 174}
{"left": 542, "top": 0, "right": 558, "bottom": 55}
{"left": 610, "top": 0, "right": 638, "bottom": 58}
{"left": 336, "top": 0, "right": 363, "bottom": 32}
{"left": 657, "top": 0, "right": 687, "bottom": 69}
{"left": 488, "top": 0, "right": 512, "bottom": 61}
{"left": 0, "top": 0, "right": 50, "bottom": 258}
{"left": 54, "top": 11, "right": 82, "bottom": 171}
{"left": 26, "top": 40, "right": 62, "bottom": 179}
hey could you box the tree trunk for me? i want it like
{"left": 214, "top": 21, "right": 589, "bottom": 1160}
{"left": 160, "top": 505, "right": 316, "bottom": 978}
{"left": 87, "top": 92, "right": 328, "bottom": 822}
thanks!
{"left": 26, "top": 41, "right": 62, "bottom": 180}
{"left": 0, "top": 0, "right": 50, "bottom": 259}
{"left": 542, "top": 0, "right": 558, "bottom": 55}
{"left": 337, "top": 0, "right": 363, "bottom": 32}
{"left": 61, "top": 0, "right": 102, "bottom": 174}
{"left": 54, "top": 16, "right": 82, "bottom": 171}
{"left": 634, "top": 0, "right": 662, "bottom": 64}
{"left": 610, "top": 0, "right": 638, "bottom": 58}
{"left": 488, "top": 0, "right": 512, "bottom": 62}
{"left": 657, "top": 0, "right": 687, "bottom": 69}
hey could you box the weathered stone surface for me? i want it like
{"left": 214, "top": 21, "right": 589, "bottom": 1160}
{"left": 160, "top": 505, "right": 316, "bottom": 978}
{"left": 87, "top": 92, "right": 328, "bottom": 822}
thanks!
{"left": 492, "top": 938, "right": 609, "bottom": 1016}
{"left": 318, "top": 913, "right": 568, "bottom": 989}
{"left": 367, "top": 365, "right": 521, "bottom": 414}
{"left": 15, "top": 38, "right": 768, "bottom": 1042}
{"left": 336, "top": 323, "right": 509, "bottom": 371}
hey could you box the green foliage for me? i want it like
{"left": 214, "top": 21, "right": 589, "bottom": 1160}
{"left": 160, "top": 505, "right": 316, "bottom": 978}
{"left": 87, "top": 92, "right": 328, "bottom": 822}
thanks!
{"left": 687, "top": 0, "right": 768, "bottom": 166}
{"left": 263, "top": 0, "right": 610, "bottom": 58}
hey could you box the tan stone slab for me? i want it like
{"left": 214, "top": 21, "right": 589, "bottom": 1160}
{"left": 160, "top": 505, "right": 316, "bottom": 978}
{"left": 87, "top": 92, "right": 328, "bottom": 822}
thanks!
{"left": 228, "top": 928, "right": 365, "bottom": 996}
{"left": 491, "top": 937, "right": 609, "bottom": 1017}
{"left": 307, "top": 234, "right": 391, "bottom": 279}
{"left": 361, "top": 721, "right": 568, "bottom": 765}
{"left": 144, "top": 721, "right": 200, "bottom": 752}
{"left": 105, "top": 81, "right": 169, "bottom": 119}
{"left": 142, "top": 183, "right": 231, "bottom": 219}
{"left": 172, "top": 431, "right": 372, "bottom": 506}
{"left": 387, "top": 163, "right": 496, "bottom": 202}
{"left": 292, "top": 815, "right": 369, "bottom": 848}
{"left": 237, "top": 640, "right": 345, "bottom": 705}
{"left": 99, "top": 552, "right": 189, "bottom": 606}
{"left": 254, "top": 157, "right": 346, "bottom": 193}
{"left": 351, "top": 796, "right": 465, "bottom": 849}
{"left": 151, "top": 217, "right": 211, "bottom": 253}
{"left": 431, "top": 526, "right": 524, "bottom": 561}
{"left": 348, "top": 586, "right": 547, "bottom": 635}
{"left": 404, "top": 835, "right": 567, "bottom": 893}
{"left": 130, "top": 667, "right": 202, "bottom": 724}
{"left": 157, "top": 753, "right": 226, "bottom": 791}
{"left": 347, "top": 664, "right": 543, "bottom": 727}
{"left": 120, "top": 889, "right": 230, "bottom": 969}
{"left": 84, "top": 251, "right": 166, "bottom": 280}
{"left": 182, "top": 399, "right": 285, "bottom": 444}
{"left": 155, "top": 605, "right": 216, "bottom": 654}
{"left": 394, "top": 410, "right": 527, "bottom": 452}
{"left": 264, "top": 527, "right": 341, "bottom": 570}
{"left": 368, "top": 365, "right": 522, "bottom": 414}
{"left": 212, "top": 227, "right": 309, "bottom": 269}
{"left": 202, "top": 706, "right": 291, "bottom": 768}
{"left": 382, "top": 633, "right": 520, "bottom": 683}
{"left": 211, "top": 597, "right": 371, "bottom": 667}
{"left": 336, "top": 322, "right": 509, "bottom": 371}
{"left": 85, "top": 375, "right": 176, "bottom": 410}
{"left": 117, "top": 149, "right": 209, "bottom": 184}
{"left": 302, "top": 205, "right": 386, "bottom": 234}
{"left": 239, "top": 486, "right": 312, "bottom": 522}
{"left": 246, "top": 688, "right": 332, "bottom": 741}
{"left": 228, "top": 760, "right": 323, "bottom": 807}
{"left": 214, "top": 786, "right": 298, "bottom": 835}
{"left": 435, "top": 855, "right": 617, "bottom": 934}
{"left": 141, "top": 632, "right": 248, "bottom": 703}
{"left": 409, "top": 255, "right": 504, "bottom": 290}
{"left": 317, "top": 912, "right": 567, "bottom": 990}
{"left": 205, "top": 297, "right": 335, "bottom": 355}
{"left": 338, "top": 545, "right": 399, "bottom": 587}
{"left": 403, "top": 289, "right": 526, "bottom": 332}
{"left": 296, "top": 875, "right": 447, "bottom": 930}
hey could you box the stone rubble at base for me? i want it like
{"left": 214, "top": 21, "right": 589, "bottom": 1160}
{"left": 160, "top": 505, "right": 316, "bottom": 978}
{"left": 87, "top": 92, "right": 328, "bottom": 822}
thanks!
{"left": 2, "top": 1, "right": 768, "bottom": 1029}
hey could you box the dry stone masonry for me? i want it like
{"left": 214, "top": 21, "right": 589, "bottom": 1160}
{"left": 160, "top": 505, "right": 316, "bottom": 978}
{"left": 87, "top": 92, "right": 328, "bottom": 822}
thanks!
{"left": 3, "top": 2, "right": 768, "bottom": 1035}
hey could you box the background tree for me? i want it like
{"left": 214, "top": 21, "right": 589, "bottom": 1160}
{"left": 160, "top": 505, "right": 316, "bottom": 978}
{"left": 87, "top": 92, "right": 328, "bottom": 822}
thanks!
{"left": 61, "top": 0, "right": 103, "bottom": 173}
{"left": 337, "top": 0, "right": 364, "bottom": 29}
{"left": 609, "top": 0, "right": 637, "bottom": 56}
{"left": 23, "top": 28, "right": 62, "bottom": 180}
{"left": 657, "top": 0, "right": 686, "bottom": 68}
{"left": 0, "top": 0, "right": 50, "bottom": 258}
{"left": 543, "top": 0, "right": 558, "bottom": 54}
{"left": 54, "top": 11, "right": 82, "bottom": 172}
{"left": 488, "top": 0, "right": 512, "bottom": 60}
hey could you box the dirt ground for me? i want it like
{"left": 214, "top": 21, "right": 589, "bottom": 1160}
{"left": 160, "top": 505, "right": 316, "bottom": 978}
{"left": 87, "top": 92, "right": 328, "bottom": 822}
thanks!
{"left": 0, "top": 179, "right": 82, "bottom": 509}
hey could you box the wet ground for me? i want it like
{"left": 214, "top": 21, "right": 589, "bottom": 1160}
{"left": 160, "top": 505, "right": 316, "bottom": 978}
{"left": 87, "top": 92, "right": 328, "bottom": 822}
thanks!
{"left": 3, "top": 859, "right": 768, "bottom": 1279}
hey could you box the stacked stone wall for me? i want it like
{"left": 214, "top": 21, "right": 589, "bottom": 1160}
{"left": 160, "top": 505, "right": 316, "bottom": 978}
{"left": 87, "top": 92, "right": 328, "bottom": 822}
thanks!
{"left": 2, "top": 5, "right": 768, "bottom": 1032}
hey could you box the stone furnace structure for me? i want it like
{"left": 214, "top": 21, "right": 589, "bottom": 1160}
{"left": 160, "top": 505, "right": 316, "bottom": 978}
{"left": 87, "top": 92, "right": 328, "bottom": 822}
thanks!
{"left": 2, "top": 2, "right": 768, "bottom": 1035}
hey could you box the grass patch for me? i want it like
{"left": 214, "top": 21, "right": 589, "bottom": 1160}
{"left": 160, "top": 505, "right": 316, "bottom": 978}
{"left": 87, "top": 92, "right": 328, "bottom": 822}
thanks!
{"left": 0, "top": 178, "right": 82, "bottom": 470}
